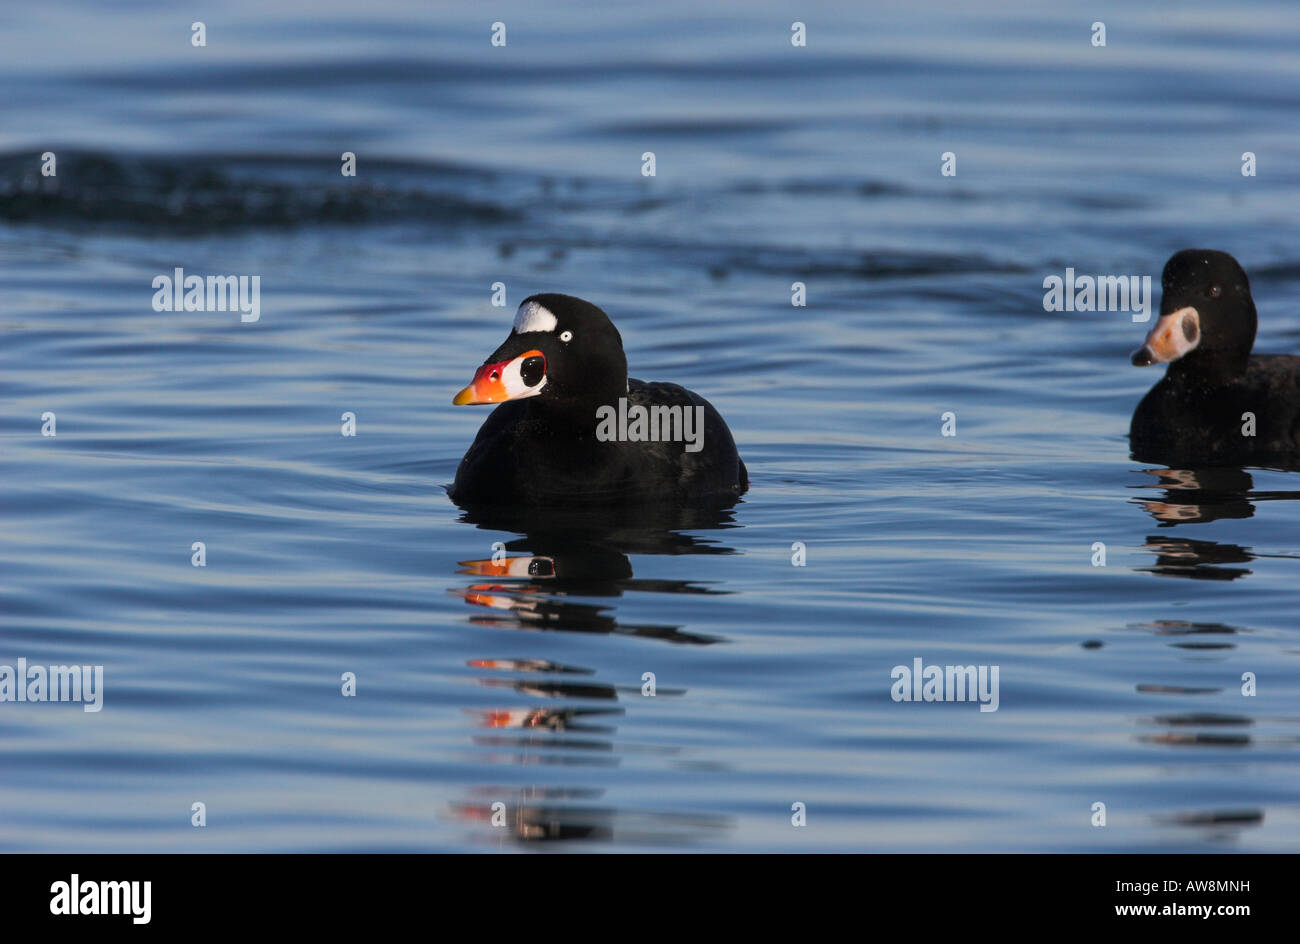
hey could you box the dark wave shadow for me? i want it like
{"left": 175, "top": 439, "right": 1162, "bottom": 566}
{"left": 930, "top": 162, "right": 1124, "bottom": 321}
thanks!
{"left": 0, "top": 149, "right": 517, "bottom": 229}
{"left": 1153, "top": 808, "right": 1265, "bottom": 845}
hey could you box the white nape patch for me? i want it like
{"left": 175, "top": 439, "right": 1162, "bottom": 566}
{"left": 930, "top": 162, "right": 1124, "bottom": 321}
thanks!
{"left": 513, "top": 300, "right": 558, "bottom": 334}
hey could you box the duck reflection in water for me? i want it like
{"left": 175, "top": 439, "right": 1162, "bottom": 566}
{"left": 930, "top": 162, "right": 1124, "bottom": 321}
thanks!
{"left": 449, "top": 499, "right": 742, "bottom": 844}
{"left": 1130, "top": 466, "right": 1260, "bottom": 579}
{"left": 1138, "top": 533, "right": 1254, "bottom": 581}
{"left": 451, "top": 501, "right": 740, "bottom": 643}
{"left": 1132, "top": 465, "right": 1300, "bottom": 578}
{"left": 1134, "top": 466, "right": 1256, "bottom": 526}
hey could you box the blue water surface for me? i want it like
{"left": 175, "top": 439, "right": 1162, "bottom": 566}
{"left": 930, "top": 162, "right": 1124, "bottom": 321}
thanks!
{"left": 1, "top": 0, "right": 1298, "bottom": 851}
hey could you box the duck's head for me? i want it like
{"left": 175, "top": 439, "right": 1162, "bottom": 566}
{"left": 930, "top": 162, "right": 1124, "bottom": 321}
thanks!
{"left": 453, "top": 293, "right": 628, "bottom": 407}
{"left": 1132, "top": 249, "right": 1257, "bottom": 379}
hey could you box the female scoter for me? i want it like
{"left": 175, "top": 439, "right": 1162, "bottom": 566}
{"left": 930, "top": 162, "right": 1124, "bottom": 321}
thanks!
{"left": 1130, "top": 249, "right": 1300, "bottom": 465}
{"left": 450, "top": 293, "right": 748, "bottom": 505}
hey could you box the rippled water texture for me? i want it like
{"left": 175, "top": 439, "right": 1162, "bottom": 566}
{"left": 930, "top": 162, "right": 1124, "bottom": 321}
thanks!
{"left": 2, "top": 0, "right": 1299, "bottom": 851}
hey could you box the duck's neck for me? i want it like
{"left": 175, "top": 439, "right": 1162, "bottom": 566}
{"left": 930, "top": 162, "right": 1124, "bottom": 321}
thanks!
{"left": 533, "top": 387, "right": 626, "bottom": 434}
{"left": 1167, "top": 349, "right": 1249, "bottom": 388}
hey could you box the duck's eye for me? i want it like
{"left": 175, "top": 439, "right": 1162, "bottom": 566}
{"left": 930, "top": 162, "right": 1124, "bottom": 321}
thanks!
{"left": 489, "top": 369, "right": 500, "bottom": 380}
{"left": 520, "top": 355, "right": 546, "bottom": 387}
{"left": 559, "top": 330, "right": 573, "bottom": 343}
{"left": 527, "top": 558, "right": 554, "bottom": 577}
{"left": 1208, "top": 284, "right": 1222, "bottom": 298}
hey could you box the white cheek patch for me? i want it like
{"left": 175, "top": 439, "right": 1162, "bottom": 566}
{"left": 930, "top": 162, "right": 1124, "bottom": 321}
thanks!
{"left": 513, "top": 301, "right": 558, "bottom": 334}
{"left": 501, "top": 354, "right": 548, "bottom": 399}
{"left": 1141, "top": 306, "right": 1201, "bottom": 363}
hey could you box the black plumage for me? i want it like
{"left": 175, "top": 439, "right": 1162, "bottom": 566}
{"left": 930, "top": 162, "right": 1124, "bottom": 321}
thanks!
{"left": 450, "top": 294, "right": 748, "bottom": 506}
{"left": 1130, "top": 250, "right": 1300, "bottom": 466}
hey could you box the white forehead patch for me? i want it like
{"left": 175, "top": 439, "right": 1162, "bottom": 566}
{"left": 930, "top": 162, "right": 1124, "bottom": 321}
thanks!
{"left": 513, "top": 301, "right": 558, "bottom": 334}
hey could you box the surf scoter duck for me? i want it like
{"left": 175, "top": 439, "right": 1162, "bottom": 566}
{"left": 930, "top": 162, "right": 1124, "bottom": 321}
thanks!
{"left": 1130, "top": 249, "right": 1300, "bottom": 465}
{"left": 449, "top": 293, "right": 748, "bottom": 505}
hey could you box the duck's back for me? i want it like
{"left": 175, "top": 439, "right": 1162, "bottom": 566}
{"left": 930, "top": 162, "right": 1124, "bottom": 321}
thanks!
{"left": 622, "top": 378, "right": 748, "bottom": 499}
{"left": 1131, "top": 354, "right": 1300, "bottom": 464}
{"left": 450, "top": 378, "right": 747, "bottom": 506}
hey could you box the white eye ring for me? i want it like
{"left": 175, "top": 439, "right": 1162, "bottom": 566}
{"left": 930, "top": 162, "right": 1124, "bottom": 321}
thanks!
{"left": 559, "top": 330, "right": 573, "bottom": 342}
